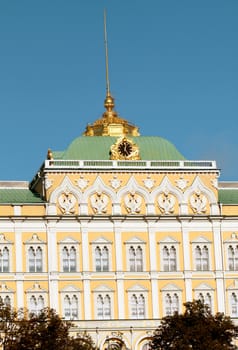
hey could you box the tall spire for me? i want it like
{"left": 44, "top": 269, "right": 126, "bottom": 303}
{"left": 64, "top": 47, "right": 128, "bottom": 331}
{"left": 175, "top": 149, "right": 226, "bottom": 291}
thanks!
{"left": 103, "top": 9, "right": 115, "bottom": 115}
{"left": 83, "top": 10, "right": 140, "bottom": 137}
{"left": 104, "top": 9, "right": 110, "bottom": 97}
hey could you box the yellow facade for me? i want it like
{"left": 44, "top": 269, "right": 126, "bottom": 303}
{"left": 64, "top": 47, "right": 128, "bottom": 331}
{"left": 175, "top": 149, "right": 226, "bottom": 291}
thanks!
{"left": 0, "top": 95, "right": 238, "bottom": 350}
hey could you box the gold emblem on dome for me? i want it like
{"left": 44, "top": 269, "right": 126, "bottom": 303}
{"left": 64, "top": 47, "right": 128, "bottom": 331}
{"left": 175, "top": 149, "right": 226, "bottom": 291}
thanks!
{"left": 110, "top": 137, "right": 140, "bottom": 160}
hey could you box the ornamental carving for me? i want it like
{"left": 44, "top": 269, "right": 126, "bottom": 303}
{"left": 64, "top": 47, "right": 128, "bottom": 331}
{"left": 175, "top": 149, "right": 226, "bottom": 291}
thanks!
{"left": 76, "top": 176, "right": 89, "bottom": 190}
{"left": 158, "top": 189, "right": 175, "bottom": 214}
{"left": 109, "top": 176, "right": 122, "bottom": 190}
{"left": 90, "top": 191, "right": 108, "bottom": 214}
{"left": 124, "top": 191, "right": 142, "bottom": 214}
{"left": 58, "top": 189, "right": 77, "bottom": 215}
{"left": 143, "top": 176, "right": 155, "bottom": 191}
{"left": 175, "top": 177, "right": 189, "bottom": 191}
{"left": 190, "top": 190, "right": 207, "bottom": 214}
{"left": 45, "top": 175, "right": 53, "bottom": 190}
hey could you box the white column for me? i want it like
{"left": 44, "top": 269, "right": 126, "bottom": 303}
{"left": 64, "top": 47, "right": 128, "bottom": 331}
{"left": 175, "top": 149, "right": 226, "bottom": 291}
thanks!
{"left": 151, "top": 278, "right": 159, "bottom": 317}
{"left": 181, "top": 221, "right": 192, "bottom": 301}
{"left": 16, "top": 278, "right": 24, "bottom": 310}
{"left": 81, "top": 225, "right": 89, "bottom": 271}
{"left": 46, "top": 221, "right": 58, "bottom": 310}
{"left": 114, "top": 223, "right": 123, "bottom": 271}
{"left": 212, "top": 220, "right": 225, "bottom": 312}
{"left": 117, "top": 278, "right": 125, "bottom": 319}
{"left": 14, "top": 222, "right": 24, "bottom": 309}
{"left": 83, "top": 278, "right": 91, "bottom": 319}
{"left": 216, "top": 274, "right": 225, "bottom": 312}
{"left": 148, "top": 223, "right": 159, "bottom": 317}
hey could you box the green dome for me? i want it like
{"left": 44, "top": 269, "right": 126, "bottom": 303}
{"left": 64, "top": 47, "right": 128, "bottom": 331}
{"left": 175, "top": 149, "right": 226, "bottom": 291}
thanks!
{"left": 54, "top": 136, "right": 185, "bottom": 161}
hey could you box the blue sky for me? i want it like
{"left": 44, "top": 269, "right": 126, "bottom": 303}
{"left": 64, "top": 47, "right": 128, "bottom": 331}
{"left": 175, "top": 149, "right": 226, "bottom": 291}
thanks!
{"left": 0, "top": 1, "right": 237, "bottom": 181}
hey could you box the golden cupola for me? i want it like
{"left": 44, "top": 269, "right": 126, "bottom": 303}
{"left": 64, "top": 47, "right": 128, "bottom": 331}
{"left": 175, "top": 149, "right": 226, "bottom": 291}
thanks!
{"left": 83, "top": 92, "right": 140, "bottom": 137}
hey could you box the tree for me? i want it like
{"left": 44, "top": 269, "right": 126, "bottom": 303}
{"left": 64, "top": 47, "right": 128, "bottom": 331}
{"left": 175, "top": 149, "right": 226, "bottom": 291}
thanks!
{"left": 0, "top": 302, "right": 97, "bottom": 350}
{"left": 150, "top": 300, "right": 238, "bottom": 350}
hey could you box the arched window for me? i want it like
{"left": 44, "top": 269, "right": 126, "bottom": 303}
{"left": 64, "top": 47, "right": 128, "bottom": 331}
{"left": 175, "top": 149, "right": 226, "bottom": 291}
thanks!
{"left": 28, "top": 247, "right": 42, "bottom": 272}
{"left": 0, "top": 247, "right": 9, "bottom": 272}
{"left": 198, "top": 292, "right": 212, "bottom": 309}
{"left": 63, "top": 294, "right": 78, "bottom": 320}
{"left": 130, "top": 294, "right": 145, "bottom": 319}
{"left": 163, "top": 246, "right": 177, "bottom": 271}
{"left": 96, "top": 294, "right": 111, "bottom": 319}
{"left": 228, "top": 245, "right": 238, "bottom": 271}
{"left": 129, "top": 246, "right": 143, "bottom": 272}
{"left": 29, "top": 295, "right": 44, "bottom": 315}
{"left": 142, "top": 344, "right": 151, "bottom": 350}
{"left": 95, "top": 246, "right": 109, "bottom": 272}
{"left": 165, "top": 293, "right": 179, "bottom": 316}
{"left": 195, "top": 245, "right": 209, "bottom": 271}
{"left": 231, "top": 293, "right": 238, "bottom": 317}
{"left": 62, "top": 246, "right": 76, "bottom": 272}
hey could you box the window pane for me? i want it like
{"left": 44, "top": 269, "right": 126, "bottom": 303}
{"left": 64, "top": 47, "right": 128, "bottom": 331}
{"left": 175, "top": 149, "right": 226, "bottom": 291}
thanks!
{"left": 129, "top": 247, "right": 136, "bottom": 272}
{"left": 28, "top": 247, "right": 35, "bottom": 272}
{"left": 36, "top": 247, "right": 42, "bottom": 272}
{"left": 102, "top": 247, "right": 109, "bottom": 271}
{"left": 63, "top": 247, "right": 69, "bottom": 272}
{"left": 70, "top": 247, "right": 76, "bottom": 272}
{"left": 136, "top": 246, "right": 143, "bottom": 272}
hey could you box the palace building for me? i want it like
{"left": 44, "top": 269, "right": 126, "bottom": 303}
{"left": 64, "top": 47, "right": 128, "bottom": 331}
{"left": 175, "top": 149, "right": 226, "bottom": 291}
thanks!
{"left": 0, "top": 20, "right": 238, "bottom": 348}
{"left": 0, "top": 88, "right": 238, "bottom": 349}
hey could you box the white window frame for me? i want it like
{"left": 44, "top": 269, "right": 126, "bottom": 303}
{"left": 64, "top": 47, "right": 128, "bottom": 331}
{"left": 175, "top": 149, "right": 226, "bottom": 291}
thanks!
{"left": 194, "top": 283, "right": 214, "bottom": 312}
{"left": 26, "top": 283, "right": 47, "bottom": 315}
{"left": 125, "top": 237, "right": 146, "bottom": 272}
{"left": 0, "top": 234, "right": 13, "bottom": 273}
{"left": 24, "top": 234, "right": 46, "bottom": 273}
{"left": 191, "top": 237, "right": 212, "bottom": 271}
{"left": 159, "top": 237, "right": 179, "bottom": 272}
{"left": 91, "top": 237, "right": 112, "bottom": 272}
{"left": 60, "top": 285, "right": 81, "bottom": 320}
{"left": 93, "top": 285, "right": 114, "bottom": 320}
{"left": 58, "top": 237, "right": 80, "bottom": 273}
{"left": 161, "top": 284, "right": 182, "bottom": 317}
{"left": 0, "top": 283, "right": 14, "bottom": 306}
{"left": 224, "top": 234, "right": 238, "bottom": 271}
{"left": 127, "top": 284, "right": 148, "bottom": 319}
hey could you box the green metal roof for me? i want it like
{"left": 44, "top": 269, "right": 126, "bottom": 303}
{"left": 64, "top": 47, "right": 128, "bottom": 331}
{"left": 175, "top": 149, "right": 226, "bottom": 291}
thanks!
{"left": 0, "top": 189, "right": 44, "bottom": 204}
{"left": 218, "top": 189, "right": 238, "bottom": 204}
{"left": 54, "top": 136, "right": 185, "bottom": 161}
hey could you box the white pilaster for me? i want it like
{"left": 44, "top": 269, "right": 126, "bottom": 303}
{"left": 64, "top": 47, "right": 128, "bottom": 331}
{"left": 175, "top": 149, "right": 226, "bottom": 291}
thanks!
{"left": 46, "top": 221, "right": 58, "bottom": 310}
{"left": 117, "top": 278, "right": 125, "bottom": 319}
{"left": 83, "top": 278, "right": 91, "bottom": 319}
{"left": 181, "top": 221, "right": 192, "bottom": 301}
{"left": 81, "top": 224, "right": 89, "bottom": 271}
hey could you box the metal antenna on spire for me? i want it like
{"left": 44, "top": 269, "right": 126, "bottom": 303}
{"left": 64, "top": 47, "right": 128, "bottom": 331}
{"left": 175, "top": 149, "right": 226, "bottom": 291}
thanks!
{"left": 104, "top": 9, "right": 110, "bottom": 96}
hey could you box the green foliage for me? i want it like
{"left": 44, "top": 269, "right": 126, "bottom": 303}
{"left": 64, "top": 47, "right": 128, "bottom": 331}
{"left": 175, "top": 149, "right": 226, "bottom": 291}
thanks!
{"left": 0, "top": 302, "right": 97, "bottom": 350}
{"left": 150, "top": 300, "right": 238, "bottom": 350}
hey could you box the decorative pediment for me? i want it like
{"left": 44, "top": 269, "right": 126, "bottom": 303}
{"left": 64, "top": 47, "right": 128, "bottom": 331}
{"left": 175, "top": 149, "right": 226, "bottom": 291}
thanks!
{"left": 91, "top": 236, "right": 112, "bottom": 245}
{"left": 0, "top": 283, "right": 14, "bottom": 293}
{"left": 93, "top": 285, "right": 114, "bottom": 293}
{"left": 193, "top": 283, "right": 214, "bottom": 291}
{"left": 159, "top": 236, "right": 179, "bottom": 244}
{"left": 26, "top": 283, "right": 47, "bottom": 293}
{"left": 0, "top": 234, "right": 13, "bottom": 245}
{"left": 25, "top": 234, "right": 45, "bottom": 245}
{"left": 227, "top": 280, "right": 238, "bottom": 290}
{"left": 161, "top": 283, "right": 182, "bottom": 292}
{"left": 60, "top": 285, "right": 81, "bottom": 293}
{"left": 224, "top": 232, "right": 238, "bottom": 243}
{"left": 124, "top": 236, "right": 146, "bottom": 245}
{"left": 191, "top": 236, "right": 211, "bottom": 244}
{"left": 127, "top": 284, "right": 148, "bottom": 292}
{"left": 58, "top": 237, "right": 79, "bottom": 245}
